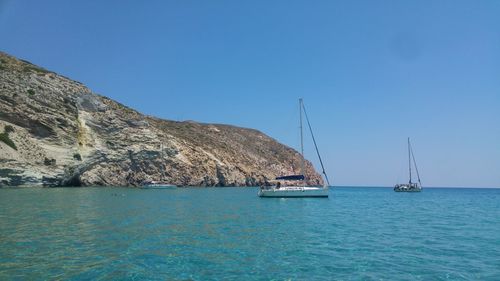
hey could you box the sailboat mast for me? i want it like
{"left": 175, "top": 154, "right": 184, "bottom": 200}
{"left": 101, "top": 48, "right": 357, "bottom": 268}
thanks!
{"left": 299, "top": 98, "right": 305, "bottom": 177}
{"left": 408, "top": 137, "right": 412, "bottom": 184}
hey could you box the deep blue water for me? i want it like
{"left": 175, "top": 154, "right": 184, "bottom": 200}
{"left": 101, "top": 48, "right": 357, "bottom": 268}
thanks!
{"left": 0, "top": 187, "right": 499, "bottom": 280}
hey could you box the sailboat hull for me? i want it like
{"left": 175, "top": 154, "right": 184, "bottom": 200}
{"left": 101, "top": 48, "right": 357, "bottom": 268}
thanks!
{"left": 141, "top": 185, "right": 176, "bottom": 189}
{"left": 258, "top": 187, "right": 329, "bottom": 198}
{"left": 394, "top": 188, "right": 421, "bottom": 192}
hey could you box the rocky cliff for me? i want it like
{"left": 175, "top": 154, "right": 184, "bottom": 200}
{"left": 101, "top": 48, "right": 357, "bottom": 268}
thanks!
{"left": 0, "top": 52, "right": 324, "bottom": 187}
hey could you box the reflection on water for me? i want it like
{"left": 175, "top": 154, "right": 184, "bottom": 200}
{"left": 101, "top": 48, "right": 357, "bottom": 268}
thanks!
{"left": 0, "top": 187, "right": 499, "bottom": 280}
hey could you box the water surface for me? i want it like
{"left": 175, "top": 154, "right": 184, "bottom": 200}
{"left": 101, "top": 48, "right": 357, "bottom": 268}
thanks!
{"left": 0, "top": 187, "right": 499, "bottom": 280}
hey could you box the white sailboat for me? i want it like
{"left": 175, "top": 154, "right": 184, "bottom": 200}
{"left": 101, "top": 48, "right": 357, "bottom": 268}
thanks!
{"left": 141, "top": 181, "right": 176, "bottom": 189}
{"left": 258, "top": 98, "right": 330, "bottom": 198}
{"left": 394, "top": 138, "right": 422, "bottom": 192}
{"left": 142, "top": 143, "right": 177, "bottom": 189}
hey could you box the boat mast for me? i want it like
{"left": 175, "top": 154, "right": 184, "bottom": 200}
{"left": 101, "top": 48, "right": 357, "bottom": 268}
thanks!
{"left": 408, "top": 137, "right": 412, "bottom": 184}
{"left": 299, "top": 98, "right": 305, "bottom": 177}
{"left": 160, "top": 143, "right": 164, "bottom": 181}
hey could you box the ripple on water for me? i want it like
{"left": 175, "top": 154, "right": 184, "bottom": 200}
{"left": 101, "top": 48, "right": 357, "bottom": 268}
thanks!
{"left": 0, "top": 187, "right": 499, "bottom": 280}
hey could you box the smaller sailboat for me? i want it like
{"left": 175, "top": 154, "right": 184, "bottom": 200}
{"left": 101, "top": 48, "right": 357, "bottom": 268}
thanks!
{"left": 394, "top": 138, "right": 422, "bottom": 192}
{"left": 142, "top": 143, "right": 177, "bottom": 189}
{"left": 258, "top": 98, "right": 330, "bottom": 198}
{"left": 141, "top": 181, "right": 176, "bottom": 189}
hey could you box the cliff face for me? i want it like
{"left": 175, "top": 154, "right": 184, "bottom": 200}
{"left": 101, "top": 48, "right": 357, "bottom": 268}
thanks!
{"left": 0, "top": 52, "right": 324, "bottom": 187}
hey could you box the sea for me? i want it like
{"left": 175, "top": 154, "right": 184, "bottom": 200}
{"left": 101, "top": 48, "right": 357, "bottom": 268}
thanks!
{"left": 0, "top": 187, "right": 499, "bottom": 280}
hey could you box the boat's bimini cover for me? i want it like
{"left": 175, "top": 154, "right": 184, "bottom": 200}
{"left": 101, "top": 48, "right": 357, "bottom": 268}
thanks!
{"left": 275, "top": 175, "right": 305, "bottom": 181}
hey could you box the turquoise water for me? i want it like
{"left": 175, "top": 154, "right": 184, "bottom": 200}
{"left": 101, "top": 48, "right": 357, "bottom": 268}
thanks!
{"left": 0, "top": 187, "right": 499, "bottom": 280}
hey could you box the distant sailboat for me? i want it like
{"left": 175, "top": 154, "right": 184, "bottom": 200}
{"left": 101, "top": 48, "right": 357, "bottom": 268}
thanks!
{"left": 142, "top": 143, "right": 176, "bottom": 189}
{"left": 394, "top": 138, "right": 422, "bottom": 192}
{"left": 258, "top": 98, "right": 330, "bottom": 198}
{"left": 141, "top": 181, "right": 176, "bottom": 189}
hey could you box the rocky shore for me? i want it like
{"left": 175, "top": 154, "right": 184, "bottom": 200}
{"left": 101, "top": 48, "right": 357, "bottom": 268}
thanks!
{"left": 0, "top": 52, "right": 323, "bottom": 187}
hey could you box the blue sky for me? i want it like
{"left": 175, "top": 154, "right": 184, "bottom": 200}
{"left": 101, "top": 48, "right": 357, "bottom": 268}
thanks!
{"left": 1, "top": 0, "right": 499, "bottom": 187}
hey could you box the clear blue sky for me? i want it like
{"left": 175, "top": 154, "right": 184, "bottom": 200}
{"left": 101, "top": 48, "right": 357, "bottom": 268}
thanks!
{"left": 1, "top": 0, "right": 499, "bottom": 187}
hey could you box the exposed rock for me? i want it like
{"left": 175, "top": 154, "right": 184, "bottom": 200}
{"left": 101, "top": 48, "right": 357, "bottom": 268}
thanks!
{"left": 0, "top": 51, "right": 324, "bottom": 187}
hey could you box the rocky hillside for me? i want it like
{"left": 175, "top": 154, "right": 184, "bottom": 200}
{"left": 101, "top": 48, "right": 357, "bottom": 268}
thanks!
{"left": 0, "top": 52, "right": 324, "bottom": 187}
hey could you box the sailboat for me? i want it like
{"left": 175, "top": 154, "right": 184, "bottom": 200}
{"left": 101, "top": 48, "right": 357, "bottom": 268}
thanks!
{"left": 141, "top": 181, "right": 176, "bottom": 189}
{"left": 141, "top": 143, "right": 177, "bottom": 189}
{"left": 394, "top": 138, "right": 422, "bottom": 192}
{"left": 258, "top": 98, "right": 330, "bottom": 198}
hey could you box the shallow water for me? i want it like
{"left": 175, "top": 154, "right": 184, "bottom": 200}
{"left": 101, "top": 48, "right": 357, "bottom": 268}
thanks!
{"left": 0, "top": 187, "right": 499, "bottom": 280}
